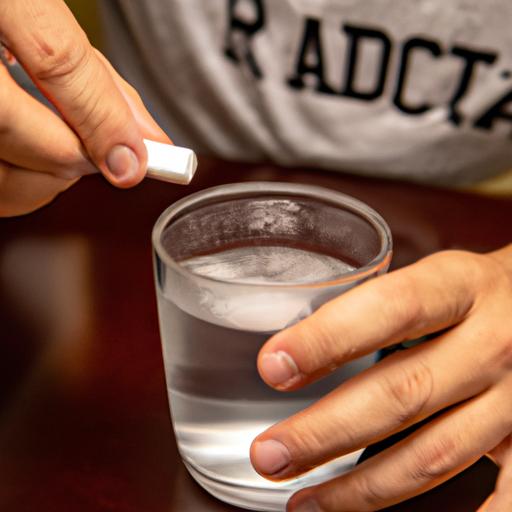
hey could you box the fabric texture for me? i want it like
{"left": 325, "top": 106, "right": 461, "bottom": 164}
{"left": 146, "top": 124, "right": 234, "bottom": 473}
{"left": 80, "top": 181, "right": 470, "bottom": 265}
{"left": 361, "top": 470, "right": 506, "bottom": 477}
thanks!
{"left": 100, "top": 0, "right": 512, "bottom": 186}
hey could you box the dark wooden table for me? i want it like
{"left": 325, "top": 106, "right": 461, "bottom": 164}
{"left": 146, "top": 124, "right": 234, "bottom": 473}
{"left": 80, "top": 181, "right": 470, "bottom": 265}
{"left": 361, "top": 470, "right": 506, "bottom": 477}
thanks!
{"left": 1, "top": 158, "right": 509, "bottom": 512}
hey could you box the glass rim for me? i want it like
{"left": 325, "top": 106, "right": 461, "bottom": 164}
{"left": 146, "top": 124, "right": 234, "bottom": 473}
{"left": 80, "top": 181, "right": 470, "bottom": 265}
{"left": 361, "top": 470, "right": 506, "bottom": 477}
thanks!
{"left": 152, "top": 182, "right": 393, "bottom": 289}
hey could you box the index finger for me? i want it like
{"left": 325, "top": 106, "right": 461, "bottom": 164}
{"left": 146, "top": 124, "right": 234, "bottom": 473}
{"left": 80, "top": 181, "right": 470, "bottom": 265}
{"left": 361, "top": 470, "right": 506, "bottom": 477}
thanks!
{"left": 257, "top": 250, "right": 480, "bottom": 391}
{"left": 0, "top": 0, "right": 146, "bottom": 186}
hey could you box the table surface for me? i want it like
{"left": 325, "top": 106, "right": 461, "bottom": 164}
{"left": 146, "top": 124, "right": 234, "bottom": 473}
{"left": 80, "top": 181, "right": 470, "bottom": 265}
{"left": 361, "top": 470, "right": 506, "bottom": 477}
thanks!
{"left": 1, "top": 158, "right": 510, "bottom": 512}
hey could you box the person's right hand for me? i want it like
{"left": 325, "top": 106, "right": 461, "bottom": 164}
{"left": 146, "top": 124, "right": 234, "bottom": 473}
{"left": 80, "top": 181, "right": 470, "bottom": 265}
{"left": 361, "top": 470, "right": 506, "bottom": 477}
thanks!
{"left": 0, "top": 0, "right": 171, "bottom": 217}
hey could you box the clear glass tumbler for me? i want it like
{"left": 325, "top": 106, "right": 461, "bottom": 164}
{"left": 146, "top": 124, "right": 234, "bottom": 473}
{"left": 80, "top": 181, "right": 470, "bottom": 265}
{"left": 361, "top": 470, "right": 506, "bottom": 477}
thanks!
{"left": 152, "top": 182, "right": 392, "bottom": 511}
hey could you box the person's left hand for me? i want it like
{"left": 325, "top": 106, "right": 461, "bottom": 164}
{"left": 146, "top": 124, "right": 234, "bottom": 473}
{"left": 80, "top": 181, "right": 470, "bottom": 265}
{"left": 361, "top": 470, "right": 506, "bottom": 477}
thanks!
{"left": 250, "top": 245, "right": 512, "bottom": 512}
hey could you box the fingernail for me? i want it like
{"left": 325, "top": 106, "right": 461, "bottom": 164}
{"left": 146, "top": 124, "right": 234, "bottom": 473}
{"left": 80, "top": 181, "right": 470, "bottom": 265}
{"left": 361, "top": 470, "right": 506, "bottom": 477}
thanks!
{"left": 293, "top": 498, "right": 321, "bottom": 512}
{"left": 106, "top": 145, "right": 139, "bottom": 180}
{"left": 260, "top": 351, "right": 299, "bottom": 387}
{"left": 252, "top": 439, "right": 291, "bottom": 475}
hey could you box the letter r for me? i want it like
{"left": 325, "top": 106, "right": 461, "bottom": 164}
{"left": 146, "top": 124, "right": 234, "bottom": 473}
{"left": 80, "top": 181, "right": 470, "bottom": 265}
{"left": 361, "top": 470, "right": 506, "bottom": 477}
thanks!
{"left": 224, "top": 0, "right": 266, "bottom": 79}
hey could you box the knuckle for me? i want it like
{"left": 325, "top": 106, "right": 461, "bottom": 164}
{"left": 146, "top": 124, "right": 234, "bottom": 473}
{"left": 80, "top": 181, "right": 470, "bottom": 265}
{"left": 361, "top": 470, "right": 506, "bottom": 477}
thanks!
{"left": 380, "top": 271, "right": 425, "bottom": 335}
{"left": 421, "top": 249, "right": 471, "bottom": 268}
{"left": 354, "top": 472, "right": 388, "bottom": 510}
{"left": 380, "top": 358, "right": 434, "bottom": 425}
{"left": 31, "top": 37, "right": 91, "bottom": 83}
{"left": 73, "top": 94, "right": 112, "bottom": 142}
{"left": 483, "top": 255, "right": 512, "bottom": 296}
{"left": 425, "top": 250, "right": 483, "bottom": 287}
{"left": 285, "top": 423, "right": 327, "bottom": 464}
{"left": 281, "top": 415, "right": 359, "bottom": 471}
{"left": 495, "top": 334, "right": 512, "bottom": 371}
{"left": 457, "top": 253, "right": 494, "bottom": 296}
{"left": 294, "top": 318, "right": 342, "bottom": 372}
{"left": 283, "top": 405, "right": 361, "bottom": 466}
{"left": 410, "top": 250, "right": 478, "bottom": 323}
{"left": 410, "top": 437, "right": 459, "bottom": 482}
{"left": 66, "top": 75, "right": 132, "bottom": 145}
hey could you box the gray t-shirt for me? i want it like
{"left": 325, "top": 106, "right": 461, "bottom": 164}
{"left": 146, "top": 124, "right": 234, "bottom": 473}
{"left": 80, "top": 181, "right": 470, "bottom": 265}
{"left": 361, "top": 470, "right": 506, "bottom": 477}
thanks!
{"left": 101, "top": 0, "right": 512, "bottom": 185}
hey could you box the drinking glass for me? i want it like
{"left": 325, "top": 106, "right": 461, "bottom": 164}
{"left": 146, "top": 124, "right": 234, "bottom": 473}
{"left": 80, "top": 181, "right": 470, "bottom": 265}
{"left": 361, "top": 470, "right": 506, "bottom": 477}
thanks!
{"left": 152, "top": 182, "right": 392, "bottom": 511}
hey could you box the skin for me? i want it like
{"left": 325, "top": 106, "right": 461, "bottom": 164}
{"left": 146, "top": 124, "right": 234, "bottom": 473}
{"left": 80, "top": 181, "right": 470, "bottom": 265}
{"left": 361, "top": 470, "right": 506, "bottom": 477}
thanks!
{"left": 0, "top": 0, "right": 170, "bottom": 217}
{"left": 252, "top": 246, "right": 512, "bottom": 511}
{"left": 1, "top": 2, "right": 511, "bottom": 510}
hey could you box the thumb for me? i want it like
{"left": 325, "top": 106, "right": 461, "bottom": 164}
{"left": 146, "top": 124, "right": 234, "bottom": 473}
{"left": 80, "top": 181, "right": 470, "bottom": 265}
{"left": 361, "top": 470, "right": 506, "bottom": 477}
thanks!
{"left": 0, "top": 0, "right": 145, "bottom": 187}
{"left": 94, "top": 50, "right": 172, "bottom": 145}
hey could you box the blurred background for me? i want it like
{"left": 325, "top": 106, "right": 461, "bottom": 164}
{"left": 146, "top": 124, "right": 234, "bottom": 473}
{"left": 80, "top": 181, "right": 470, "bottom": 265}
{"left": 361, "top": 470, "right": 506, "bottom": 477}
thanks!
{"left": 63, "top": 0, "right": 512, "bottom": 195}
{"left": 66, "top": 0, "right": 103, "bottom": 50}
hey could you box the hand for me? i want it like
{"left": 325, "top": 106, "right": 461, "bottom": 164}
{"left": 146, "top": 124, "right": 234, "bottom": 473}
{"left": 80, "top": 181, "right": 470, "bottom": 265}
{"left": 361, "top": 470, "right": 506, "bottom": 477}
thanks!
{"left": 251, "top": 246, "right": 512, "bottom": 511}
{"left": 0, "top": 0, "right": 170, "bottom": 217}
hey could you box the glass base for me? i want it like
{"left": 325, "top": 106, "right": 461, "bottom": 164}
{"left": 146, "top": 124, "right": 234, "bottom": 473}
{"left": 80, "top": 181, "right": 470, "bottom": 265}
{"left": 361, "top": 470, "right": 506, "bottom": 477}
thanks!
{"left": 183, "top": 450, "right": 363, "bottom": 512}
